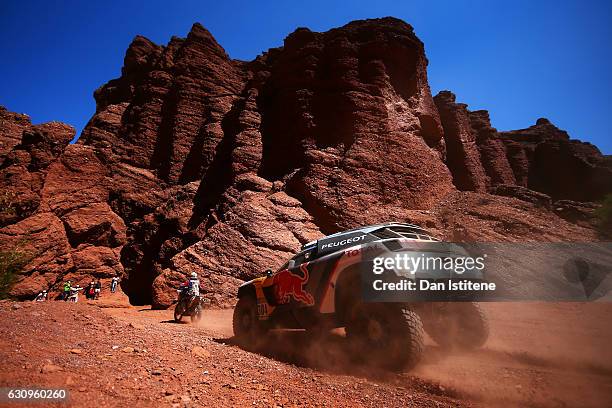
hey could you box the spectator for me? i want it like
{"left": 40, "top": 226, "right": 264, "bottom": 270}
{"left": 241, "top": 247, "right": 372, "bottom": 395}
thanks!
{"left": 94, "top": 280, "right": 101, "bottom": 299}
{"left": 88, "top": 280, "right": 96, "bottom": 300}
{"left": 84, "top": 281, "right": 92, "bottom": 300}
{"left": 62, "top": 281, "right": 72, "bottom": 301}
{"left": 111, "top": 276, "right": 120, "bottom": 293}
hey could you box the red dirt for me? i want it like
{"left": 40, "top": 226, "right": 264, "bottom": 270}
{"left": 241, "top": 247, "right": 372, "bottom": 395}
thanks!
{"left": 1, "top": 301, "right": 611, "bottom": 407}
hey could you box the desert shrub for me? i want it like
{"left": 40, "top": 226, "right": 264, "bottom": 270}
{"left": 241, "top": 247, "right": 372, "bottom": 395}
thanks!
{"left": 0, "top": 247, "right": 29, "bottom": 299}
{"left": 594, "top": 193, "right": 612, "bottom": 235}
{"left": 0, "top": 191, "right": 16, "bottom": 216}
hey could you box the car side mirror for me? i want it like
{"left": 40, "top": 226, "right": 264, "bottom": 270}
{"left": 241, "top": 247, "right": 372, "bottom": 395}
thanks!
{"left": 287, "top": 260, "right": 296, "bottom": 270}
{"left": 265, "top": 269, "right": 273, "bottom": 277}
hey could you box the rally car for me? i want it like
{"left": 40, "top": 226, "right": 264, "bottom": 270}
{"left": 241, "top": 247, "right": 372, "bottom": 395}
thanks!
{"left": 232, "top": 223, "right": 489, "bottom": 370}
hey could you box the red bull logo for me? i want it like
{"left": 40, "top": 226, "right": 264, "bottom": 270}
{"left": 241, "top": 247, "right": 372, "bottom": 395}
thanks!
{"left": 273, "top": 264, "right": 315, "bottom": 306}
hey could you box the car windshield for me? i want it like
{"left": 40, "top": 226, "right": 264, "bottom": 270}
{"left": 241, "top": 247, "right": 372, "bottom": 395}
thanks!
{"left": 277, "top": 247, "right": 316, "bottom": 271}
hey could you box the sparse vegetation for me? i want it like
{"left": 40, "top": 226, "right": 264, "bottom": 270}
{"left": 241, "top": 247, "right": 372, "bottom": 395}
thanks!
{"left": 0, "top": 191, "right": 29, "bottom": 299}
{"left": 0, "top": 191, "right": 17, "bottom": 217}
{"left": 595, "top": 194, "right": 612, "bottom": 235}
{"left": 0, "top": 247, "right": 29, "bottom": 299}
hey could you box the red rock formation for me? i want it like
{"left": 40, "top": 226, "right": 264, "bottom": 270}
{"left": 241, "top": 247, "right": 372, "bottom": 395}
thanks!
{"left": 433, "top": 91, "right": 489, "bottom": 192}
{"left": 0, "top": 107, "right": 35, "bottom": 161}
{"left": 492, "top": 184, "right": 552, "bottom": 209}
{"left": 258, "top": 20, "right": 454, "bottom": 233}
{"left": 468, "top": 110, "right": 517, "bottom": 186}
{"left": 0, "top": 117, "right": 75, "bottom": 225}
{"left": 500, "top": 119, "right": 612, "bottom": 201}
{"left": 81, "top": 24, "right": 246, "bottom": 185}
{"left": 0, "top": 18, "right": 609, "bottom": 306}
{"left": 502, "top": 140, "right": 530, "bottom": 187}
{"left": 0, "top": 213, "right": 73, "bottom": 297}
{"left": 433, "top": 191, "right": 597, "bottom": 243}
{"left": 434, "top": 92, "right": 612, "bottom": 203}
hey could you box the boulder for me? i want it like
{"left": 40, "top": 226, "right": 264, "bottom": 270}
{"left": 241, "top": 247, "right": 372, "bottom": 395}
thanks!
{"left": 62, "top": 203, "right": 127, "bottom": 247}
{"left": 0, "top": 107, "right": 34, "bottom": 161}
{"left": 0, "top": 114, "right": 75, "bottom": 225}
{"left": 553, "top": 200, "right": 600, "bottom": 229}
{"left": 71, "top": 245, "right": 124, "bottom": 278}
{"left": 0, "top": 212, "right": 73, "bottom": 298}
{"left": 493, "top": 184, "right": 553, "bottom": 209}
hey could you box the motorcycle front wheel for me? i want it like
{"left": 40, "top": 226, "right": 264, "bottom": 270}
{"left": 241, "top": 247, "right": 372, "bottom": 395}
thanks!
{"left": 174, "top": 302, "right": 185, "bottom": 322}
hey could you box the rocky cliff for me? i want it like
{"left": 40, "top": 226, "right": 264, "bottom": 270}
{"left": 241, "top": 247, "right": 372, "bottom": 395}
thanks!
{"left": 1, "top": 18, "right": 609, "bottom": 307}
{"left": 433, "top": 91, "right": 612, "bottom": 202}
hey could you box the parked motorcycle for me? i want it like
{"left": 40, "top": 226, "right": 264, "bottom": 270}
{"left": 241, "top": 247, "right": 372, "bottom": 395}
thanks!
{"left": 68, "top": 286, "right": 83, "bottom": 303}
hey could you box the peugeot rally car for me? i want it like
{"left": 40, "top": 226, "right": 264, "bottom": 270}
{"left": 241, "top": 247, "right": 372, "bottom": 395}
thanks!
{"left": 232, "top": 223, "right": 489, "bottom": 370}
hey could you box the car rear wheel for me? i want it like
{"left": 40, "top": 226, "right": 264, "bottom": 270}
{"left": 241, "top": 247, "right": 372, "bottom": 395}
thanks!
{"left": 422, "top": 302, "right": 489, "bottom": 350}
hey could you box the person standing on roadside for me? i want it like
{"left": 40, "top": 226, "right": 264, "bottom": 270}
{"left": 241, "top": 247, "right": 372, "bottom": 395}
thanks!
{"left": 111, "top": 276, "right": 120, "bottom": 293}
{"left": 63, "top": 280, "right": 71, "bottom": 301}
{"left": 84, "top": 281, "right": 92, "bottom": 300}
{"left": 94, "top": 279, "right": 101, "bottom": 299}
{"left": 88, "top": 280, "right": 95, "bottom": 300}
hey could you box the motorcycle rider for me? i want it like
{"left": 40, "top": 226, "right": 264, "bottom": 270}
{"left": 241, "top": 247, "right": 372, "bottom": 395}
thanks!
{"left": 69, "top": 284, "right": 83, "bottom": 302}
{"left": 34, "top": 290, "right": 47, "bottom": 302}
{"left": 63, "top": 280, "right": 72, "bottom": 301}
{"left": 177, "top": 273, "right": 200, "bottom": 310}
{"left": 188, "top": 272, "right": 200, "bottom": 297}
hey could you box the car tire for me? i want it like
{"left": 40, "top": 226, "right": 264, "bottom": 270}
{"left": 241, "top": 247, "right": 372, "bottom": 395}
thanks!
{"left": 232, "top": 294, "right": 266, "bottom": 347}
{"left": 346, "top": 303, "right": 424, "bottom": 371}
{"left": 423, "top": 302, "right": 489, "bottom": 350}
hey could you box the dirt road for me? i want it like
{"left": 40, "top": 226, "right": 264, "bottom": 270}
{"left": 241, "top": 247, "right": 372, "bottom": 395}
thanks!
{"left": 0, "top": 300, "right": 611, "bottom": 407}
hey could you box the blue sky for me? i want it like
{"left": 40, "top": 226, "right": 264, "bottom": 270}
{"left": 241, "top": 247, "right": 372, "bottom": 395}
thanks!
{"left": 1, "top": 0, "right": 610, "bottom": 153}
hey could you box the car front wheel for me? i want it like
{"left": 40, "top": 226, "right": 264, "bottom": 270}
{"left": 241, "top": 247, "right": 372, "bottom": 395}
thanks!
{"left": 346, "top": 303, "right": 424, "bottom": 371}
{"left": 232, "top": 294, "right": 267, "bottom": 348}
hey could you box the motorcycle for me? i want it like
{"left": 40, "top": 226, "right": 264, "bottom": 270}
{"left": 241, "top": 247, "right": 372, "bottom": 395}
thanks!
{"left": 174, "top": 289, "right": 204, "bottom": 323}
{"left": 68, "top": 287, "right": 83, "bottom": 303}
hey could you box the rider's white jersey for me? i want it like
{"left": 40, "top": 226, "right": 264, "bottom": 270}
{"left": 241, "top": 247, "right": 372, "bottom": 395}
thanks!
{"left": 188, "top": 278, "right": 200, "bottom": 297}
